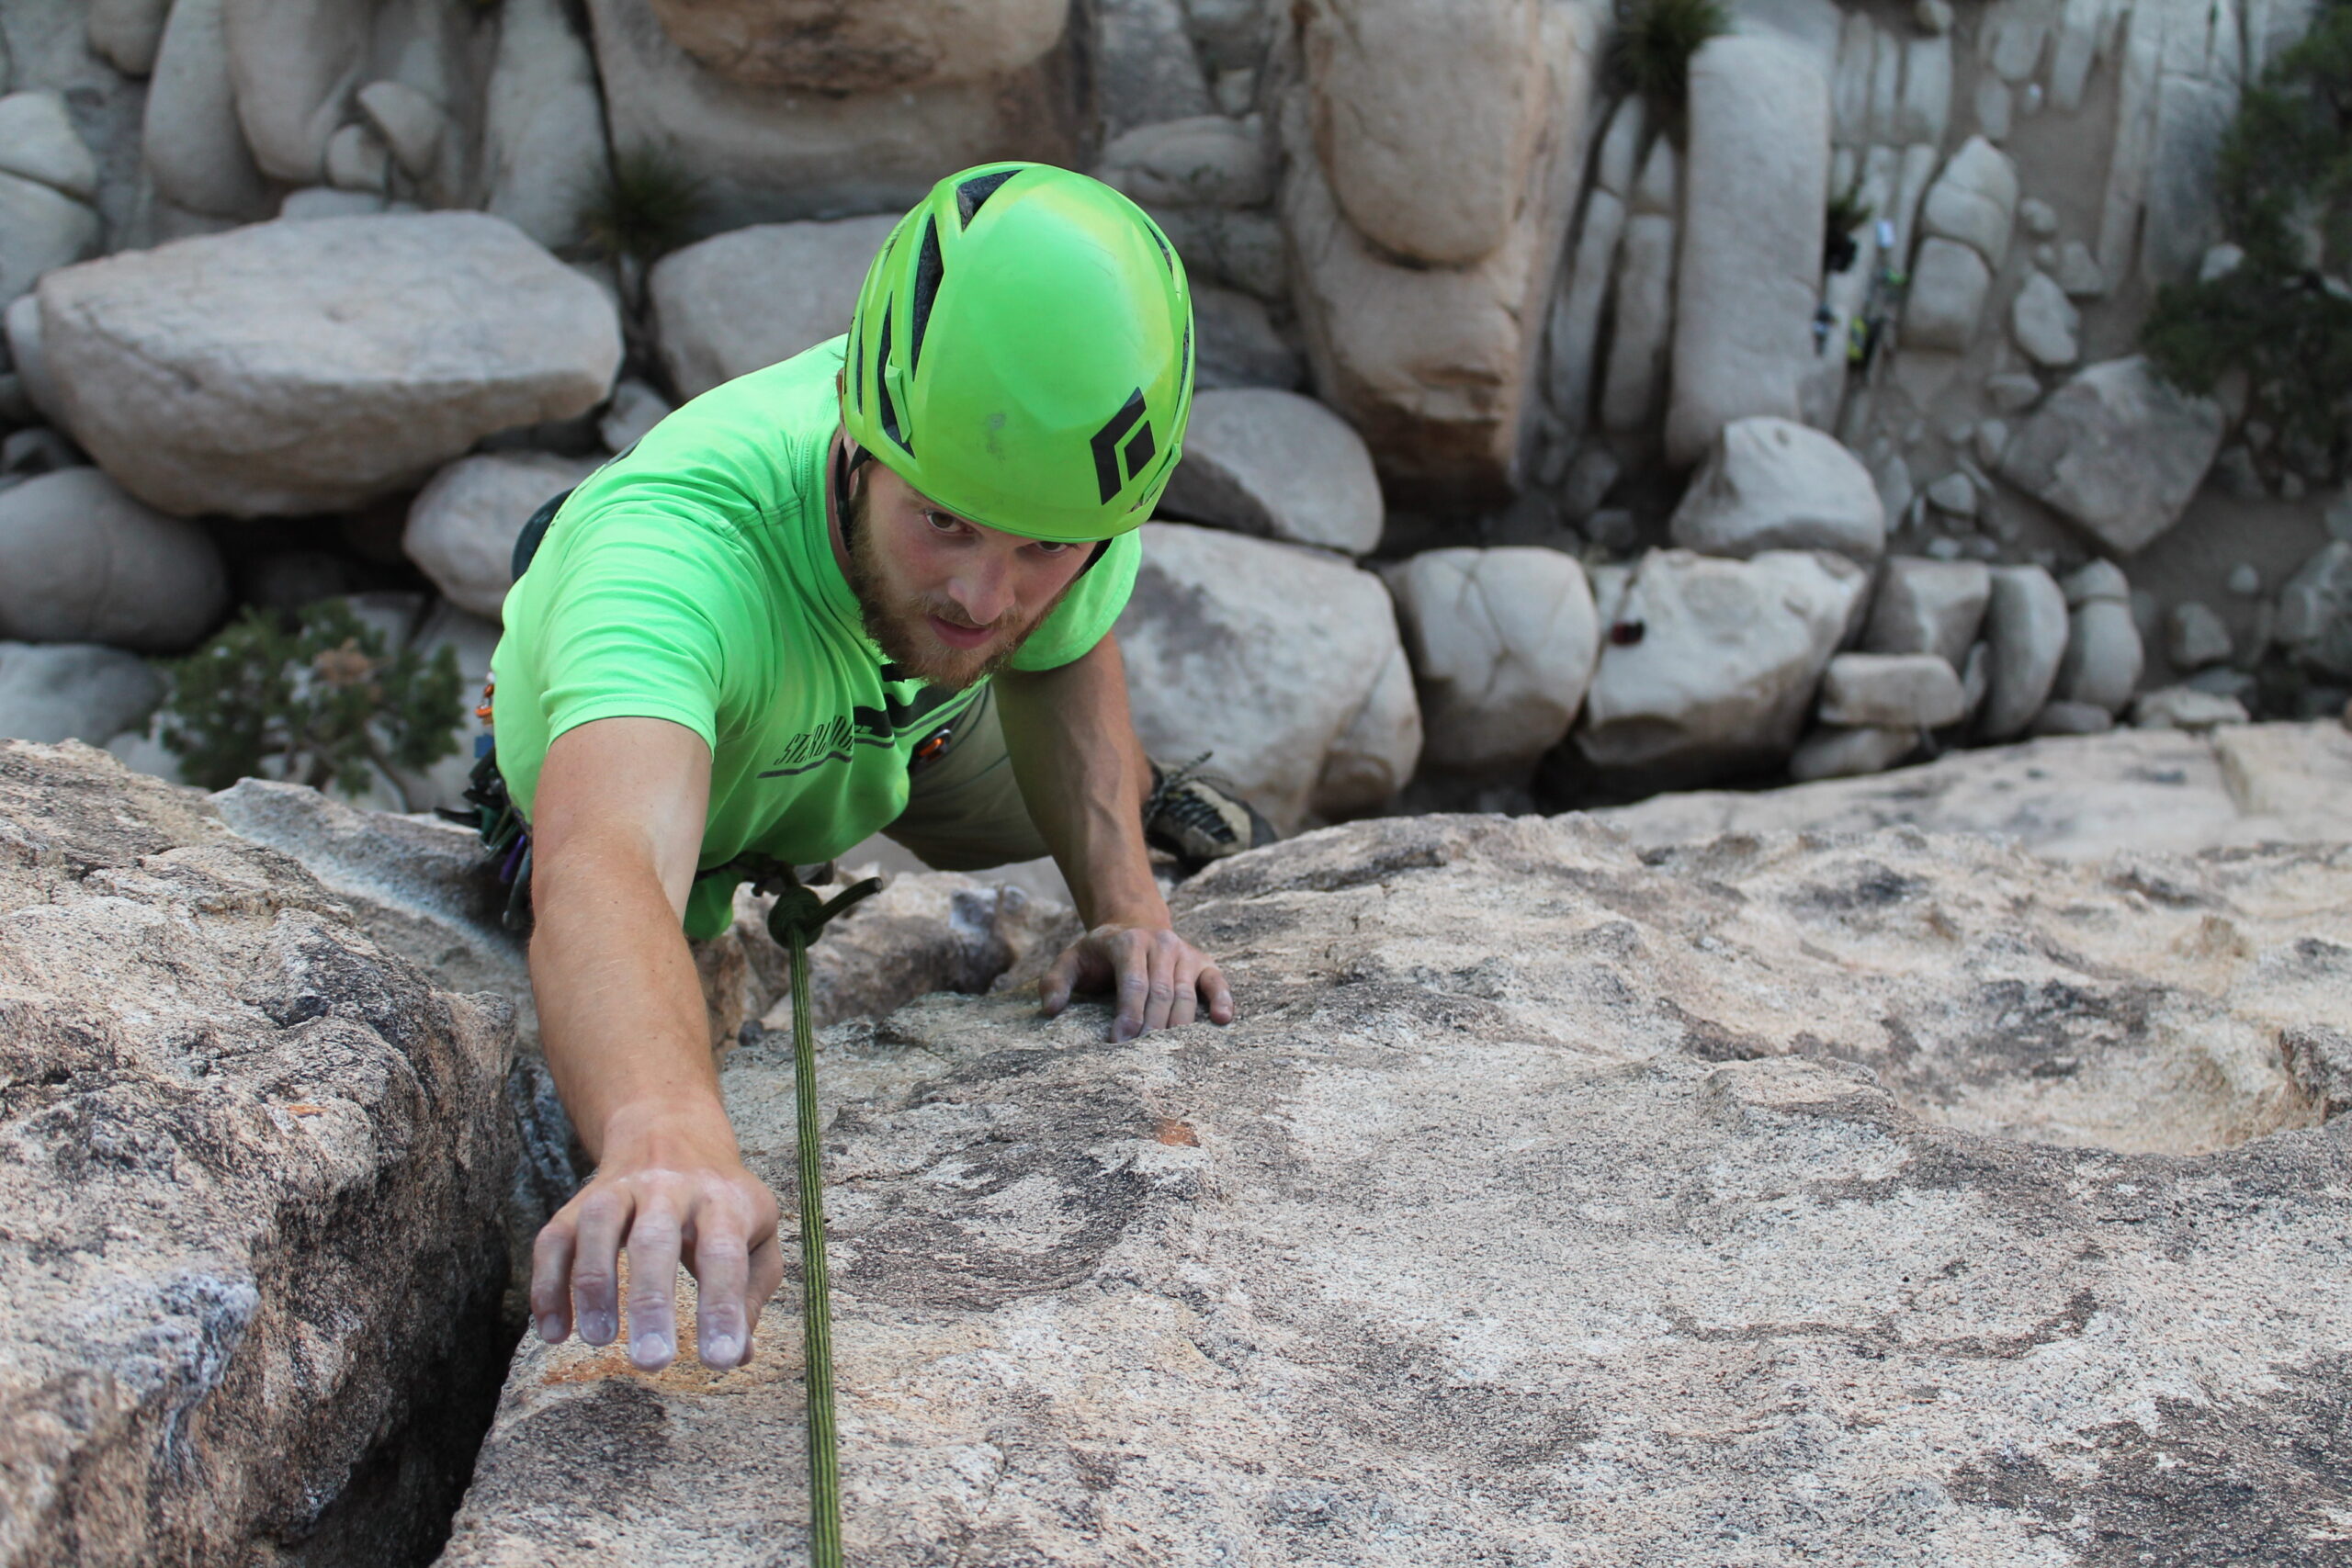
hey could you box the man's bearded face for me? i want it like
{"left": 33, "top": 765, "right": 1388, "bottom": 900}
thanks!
{"left": 839, "top": 468, "right": 1093, "bottom": 692}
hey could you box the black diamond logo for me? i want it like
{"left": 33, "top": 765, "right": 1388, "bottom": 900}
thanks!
{"left": 1091, "top": 389, "right": 1150, "bottom": 504}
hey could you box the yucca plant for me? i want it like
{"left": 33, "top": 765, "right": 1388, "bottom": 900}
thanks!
{"left": 575, "top": 142, "right": 709, "bottom": 269}
{"left": 1607, "top": 0, "right": 1730, "bottom": 123}
{"left": 158, "top": 600, "right": 463, "bottom": 800}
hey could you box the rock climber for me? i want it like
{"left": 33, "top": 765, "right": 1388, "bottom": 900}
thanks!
{"left": 461, "top": 164, "right": 1272, "bottom": 1376}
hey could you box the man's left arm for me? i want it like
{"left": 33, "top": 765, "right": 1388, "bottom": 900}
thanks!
{"left": 995, "top": 630, "right": 1235, "bottom": 1041}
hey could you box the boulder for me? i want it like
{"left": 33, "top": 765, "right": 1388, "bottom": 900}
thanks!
{"left": 2056, "top": 593, "right": 2144, "bottom": 715}
{"left": 404, "top": 452, "right": 600, "bottom": 624}
{"left": 2009, "top": 268, "right": 2080, "bottom": 367}
{"left": 2132, "top": 684, "right": 2249, "bottom": 730}
{"left": 2034, "top": 698, "right": 2116, "bottom": 735}
{"left": 1158, "top": 389, "right": 1383, "bottom": 557}
{"left": 1114, "top": 522, "right": 1420, "bottom": 829}
{"left": 1279, "top": 8, "right": 1599, "bottom": 500}
{"left": 2278, "top": 542, "right": 2352, "bottom": 680}
{"left": 1098, "top": 114, "right": 1274, "bottom": 209}
{"left": 1863, "top": 556, "right": 1990, "bottom": 670}
{"left": 1901, "top": 236, "right": 1992, "bottom": 354}
{"left": 1787, "top": 722, "right": 1917, "bottom": 782}
{"left": 482, "top": 0, "right": 612, "bottom": 252}
{"left": 1603, "top": 720, "right": 2352, "bottom": 859}
{"left": 583, "top": 0, "right": 1085, "bottom": 232}
{"left": 0, "top": 92, "right": 98, "bottom": 200}
{"left": 0, "top": 740, "right": 516, "bottom": 1568}
{"left": 1192, "top": 286, "right": 1303, "bottom": 391}
{"left": 1667, "top": 417, "right": 1885, "bottom": 563}
{"left": 2165, "top": 600, "right": 2233, "bottom": 670}
{"left": 1975, "top": 564, "right": 2069, "bottom": 742}
{"left": 1996, "top": 357, "right": 2225, "bottom": 556}
{"left": 36, "top": 214, "right": 622, "bottom": 518}
{"left": 1297, "top": 0, "right": 1553, "bottom": 266}
{"left": 0, "top": 641, "right": 163, "bottom": 743}
{"left": 0, "top": 171, "right": 98, "bottom": 309}
{"left": 1144, "top": 203, "right": 1287, "bottom": 300}
{"left": 1664, "top": 34, "right": 1830, "bottom": 468}
{"left": 0, "top": 468, "right": 230, "bottom": 651}
{"left": 1599, "top": 210, "right": 1676, "bottom": 434}
{"left": 1575, "top": 547, "right": 1870, "bottom": 787}
{"left": 1918, "top": 135, "right": 2018, "bottom": 265}
{"left": 649, "top": 215, "right": 895, "bottom": 402}
{"left": 87, "top": 0, "right": 174, "bottom": 74}
{"left": 1382, "top": 546, "right": 1599, "bottom": 774}
{"left": 1096, "top": 0, "right": 1215, "bottom": 135}
{"left": 639, "top": 0, "right": 1068, "bottom": 91}
{"left": 598, "top": 377, "right": 673, "bottom": 453}
{"left": 438, "top": 812, "right": 2352, "bottom": 1565}
{"left": 1816, "top": 651, "right": 1968, "bottom": 728}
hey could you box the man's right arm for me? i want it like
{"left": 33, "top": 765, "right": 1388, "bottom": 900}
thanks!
{"left": 524, "top": 716, "right": 781, "bottom": 1371}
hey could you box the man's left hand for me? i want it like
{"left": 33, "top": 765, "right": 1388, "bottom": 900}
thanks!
{"left": 1040, "top": 922, "right": 1234, "bottom": 1042}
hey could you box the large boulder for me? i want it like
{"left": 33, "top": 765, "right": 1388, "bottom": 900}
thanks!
{"left": 1918, "top": 134, "right": 2018, "bottom": 266}
{"left": 1901, "top": 235, "right": 1992, "bottom": 354}
{"left": 35, "top": 214, "right": 622, "bottom": 518}
{"left": 482, "top": 0, "right": 612, "bottom": 252}
{"left": 582, "top": 0, "right": 1085, "bottom": 231}
{"left": 0, "top": 170, "right": 99, "bottom": 309}
{"left": 1574, "top": 547, "right": 1869, "bottom": 787}
{"left": 1664, "top": 35, "right": 1830, "bottom": 468}
{"left": 0, "top": 91, "right": 99, "bottom": 201}
{"left": 144, "top": 0, "right": 274, "bottom": 220}
{"left": 2278, "top": 542, "right": 2352, "bottom": 681}
{"left": 1666, "top": 416, "right": 1885, "bottom": 563}
{"left": 1296, "top": 0, "right": 1555, "bottom": 266}
{"left": 649, "top": 215, "right": 896, "bottom": 401}
{"left": 438, "top": 811, "right": 2352, "bottom": 1565}
{"left": 638, "top": 0, "right": 1068, "bottom": 90}
{"left": 1976, "top": 563, "right": 2068, "bottom": 740}
{"left": 1862, "top": 556, "right": 1990, "bottom": 671}
{"left": 1114, "top": 522, "right": 1420, "bottom": 829}
{"left": 0, "top": 641, "right": 164, "bottom": 743}
{"left": 404, "top": 452, "right": 603, "bottom": 624}
{"left": 0, "top": 468, "right": 230, "bottom": 651}
{"left": 0, "top": 740, "right": 517, "bottom": 1567}
{"left": 1815, "top": 650, "right": 1967, "bottom": 728}
{"left": 1383, "top": 546, "right": 1599, "bottom": 774}
{"left": 1279, "top": 6, "right": 1599, "bottom": 501}
{"left": 1158, "top": 389, "right": 1384, "bottom": 556}
{"left": 1996, "top": 356, "right": 2226, "bottom": 555}
{"left": 1601, "top": 720, "right": 2352, "bottom": 859}
{"left": 1097, "top": 114, "right": 1275, "bottom": 210}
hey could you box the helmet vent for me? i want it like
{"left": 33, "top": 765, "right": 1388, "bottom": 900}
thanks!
{"left": 910, "top": 216, "right": 944, "bottom": 373}
{"left": 956, "top": 169, "right": 1018, "bottom": 227}
{"left": 876, "top": 313, "right": 910, "bottom": 452}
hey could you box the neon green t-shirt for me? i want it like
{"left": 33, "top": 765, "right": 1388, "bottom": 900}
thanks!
{"left": 490, "top": 336, "right": 1140, "bottom": 940}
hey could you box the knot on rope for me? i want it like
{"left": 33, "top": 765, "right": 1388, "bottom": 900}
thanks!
{"left": 752, "top": 865, "right": 883, "bottom": 951}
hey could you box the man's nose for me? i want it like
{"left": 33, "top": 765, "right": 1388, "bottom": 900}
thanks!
{"left": 946, "top": 554, "right": 1015, "bottom": 626}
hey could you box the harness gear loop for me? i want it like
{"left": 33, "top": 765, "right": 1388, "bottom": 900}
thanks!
{"left": 749, "top": 863, "right": 879, "bottom": 1568}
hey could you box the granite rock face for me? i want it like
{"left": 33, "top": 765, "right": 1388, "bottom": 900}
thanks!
{"left": 439, "top": 811, "right": 2352, "bottom": 1566}
{"left": 0, "top": 740, "right": 517, "bottom": 1567}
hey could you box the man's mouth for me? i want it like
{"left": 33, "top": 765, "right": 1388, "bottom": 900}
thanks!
{"left": 925, "top": 614, "right": 998, "bottom": 652}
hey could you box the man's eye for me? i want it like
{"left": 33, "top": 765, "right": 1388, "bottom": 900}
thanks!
{"left": 924, "top": 511, "right": 962, "bottom": 534}
{"left": 1034, "top": 540, "right": 1071, "bottom": 557}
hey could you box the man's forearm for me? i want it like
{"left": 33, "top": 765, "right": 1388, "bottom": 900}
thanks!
{"left": 529, "top": 829, "right": 729, "bottom": 1163}
{"left": 995, "top": 633, "right": 1166, "bottom": 930}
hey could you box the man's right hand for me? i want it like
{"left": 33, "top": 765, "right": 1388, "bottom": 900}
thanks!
{"left": 525, "top": 716, "right": 779, "bottom": 1371}
{"left": 528, "top": 1102, "right": 783, "bottom": 1371}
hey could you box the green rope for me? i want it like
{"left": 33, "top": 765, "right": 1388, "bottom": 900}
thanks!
{"left": 764, "top": 874, "right": 880, "bottom": 1568}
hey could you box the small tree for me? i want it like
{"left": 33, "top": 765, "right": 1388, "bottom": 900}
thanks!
{"left": 1607, "top": 0, "right": 1730, "bottom": 124}
{"left": 159, "top": 600, "right": 464, "bottom": 803}
{"left": 2142, "top": 0, "right": 2352, "bottom": 476}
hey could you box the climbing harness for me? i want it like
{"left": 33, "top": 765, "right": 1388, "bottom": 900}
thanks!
{"left": 752, "top": 863, "right": 881, "bottom": 1568}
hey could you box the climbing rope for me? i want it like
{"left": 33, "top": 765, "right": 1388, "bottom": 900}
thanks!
{"left": 758, "top": 868, "right": 882, "bottom": 1568}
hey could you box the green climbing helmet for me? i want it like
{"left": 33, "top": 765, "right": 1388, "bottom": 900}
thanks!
{"left": 841, "top": 163, "right": 1195, "bottom": 544}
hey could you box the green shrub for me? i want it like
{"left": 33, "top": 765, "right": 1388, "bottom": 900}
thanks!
{"left": 2142, "top": 0, "right": 2352, "bottom": 474}
{"left": 575, "top": 142, "right": 708, "bottom": 268}
{"left": 158, "top": 600, "right": 464, "bottom": 800}
{"left": 1607, "top": 0, "right": 1730, "bottom": 122}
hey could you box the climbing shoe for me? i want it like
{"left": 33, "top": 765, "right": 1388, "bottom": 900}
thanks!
{"left": 1143, "top": 754, "right": 1278, "bottom": 867}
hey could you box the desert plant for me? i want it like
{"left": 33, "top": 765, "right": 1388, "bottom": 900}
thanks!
{"left": 575, "top": 141, "right": 708, "bottom": 270}
{"left": 1825, "top": 181, "right": 1874, "bottom": 274}
{"left": 2142, "top": 0, "right": 2352, "bottom": 475}
{"left": 158, "top": 600, "right": 464, "bottom": 801}
{"left": 1607, "top": 0, "right": 1730, "bottom": 122}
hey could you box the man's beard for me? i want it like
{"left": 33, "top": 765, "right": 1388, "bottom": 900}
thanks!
{"left": 841, "top": 491, "right": 1079, "bottom": 692}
